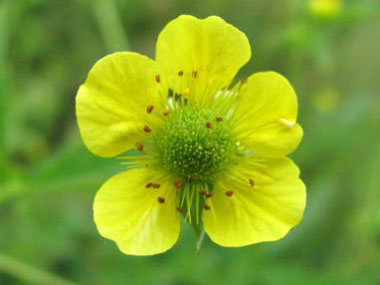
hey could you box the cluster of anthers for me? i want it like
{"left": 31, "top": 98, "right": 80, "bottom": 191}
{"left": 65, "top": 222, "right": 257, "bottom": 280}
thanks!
{"left": 119, "top": 69, "right": 255, "bottom": 225}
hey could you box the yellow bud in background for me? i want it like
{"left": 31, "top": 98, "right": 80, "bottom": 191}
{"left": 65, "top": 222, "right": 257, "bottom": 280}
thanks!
{"left": 310, "top": 0, "right": 342, "bottom": 19}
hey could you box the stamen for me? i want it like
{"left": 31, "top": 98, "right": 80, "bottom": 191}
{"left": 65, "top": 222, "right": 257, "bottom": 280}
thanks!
{"left": 174, "top": 93, "right": 180, "bottom": 102}
{"left": 181, "top": 88, "right": 189, "bottom": 96}
{"left": 198, "top": 189, "right": 207, "bottom": 195}
{"left": 143, "top": 125, "right": 152, "bottom": 133}
{"left": 174, "top": 180, "right": 182, "bottom": 189}
{"left": 192, "top": 71, "right": 198, "bottom": 78}
{"left": 203, "top": 204, "right": 211, "bottom": 210}
{"left": 176, "top": 207, "right": 184, "bottom": 213}
{"left": 196, "top": 191, "right": 200, "bottom": 223}
{"left": 157, "top": 197, "right": 165, "bottom": 203}
{"left": 151, "top": 183, "right": 161, "bottom": 189}
{"left": 216, "top": 117, "right": 223, "bottom": 122}
{"left": 163, "top": 109, "right": 171, "bottom": 116}
{"left": 146, "top": 182, "right": 153, "bottom": 188}
{"left": 135, "top": 142, "right": 144, "bottom": 151}
{"left": 168, "top": 88, "right": 173, "bottom": 98}
{"left": 155, "top": 74, "right": 161, "bottom": 83}
{"left": 225, "top": 190, "right": 234, "bottom": 197}
{"left": 206, "top": 193, "right": 214, "bottom": 198}
{"left": 249, "top": 178, "right": 255, "bottom": 186}
{"left": 146, "top": 105, "right": 154, "bottom": 114}
{"left": 178, "top": 70, "right": 183, "bottom": 76}
{"left": 205, "top": 122, "right": 213, "bottom": 129}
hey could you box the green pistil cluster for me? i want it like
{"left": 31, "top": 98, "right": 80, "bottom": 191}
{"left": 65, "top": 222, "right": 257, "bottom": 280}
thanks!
{"left": 154, "top": 107, "right": 236, "bottom": 182}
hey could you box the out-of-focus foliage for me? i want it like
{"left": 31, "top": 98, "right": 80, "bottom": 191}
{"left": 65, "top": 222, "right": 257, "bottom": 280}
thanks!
{"left": 1, "top": 0, "right": 380, "bottom": 284}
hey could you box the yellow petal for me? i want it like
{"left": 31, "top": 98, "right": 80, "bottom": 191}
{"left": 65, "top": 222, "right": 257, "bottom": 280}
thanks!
{"left": 156, "top": 15, "right": 251, "bottom": 106}
{"left": 94, "top": 168, "right": 180, "bottom": 256}
{"left": 232, "top": 72, "right": 303, "bottom": 157}
{"left": 203, "top": 156, "right": 306, "bottom": 247}
{"left": 76, "top": 52, "right": 164, "bottom": 157}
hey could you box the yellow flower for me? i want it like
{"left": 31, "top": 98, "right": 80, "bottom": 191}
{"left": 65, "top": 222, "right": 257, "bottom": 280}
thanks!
{"left": 76, "top": 15, "right": 306, "bottom": 256}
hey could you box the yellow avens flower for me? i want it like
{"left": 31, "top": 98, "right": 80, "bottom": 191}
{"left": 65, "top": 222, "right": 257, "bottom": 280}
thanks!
{"left": 76, "top": 15, "right": 306, "bottom": 256}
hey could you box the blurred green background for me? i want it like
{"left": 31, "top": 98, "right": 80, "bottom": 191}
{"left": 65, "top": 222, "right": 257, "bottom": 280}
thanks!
{"left": 1, "top": 0, "right": 380, "bottom": 284}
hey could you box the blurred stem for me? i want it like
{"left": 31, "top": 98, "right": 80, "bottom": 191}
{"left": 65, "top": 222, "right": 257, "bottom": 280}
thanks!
{"left": 195, "top": 230, "right": 205, "bottom": 253}
{"left": 90, "top": 0, "right": 129, "bottom": 52}
{"left": 0, "top": 1, "right": 8, "bottom": 168}
{"left": 0, "top": 253, "right": 78, "bottom": 285}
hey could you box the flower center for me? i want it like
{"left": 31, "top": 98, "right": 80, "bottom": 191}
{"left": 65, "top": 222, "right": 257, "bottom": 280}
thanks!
{"left": 154, "top": 107, "right": 236, "bottom": 182}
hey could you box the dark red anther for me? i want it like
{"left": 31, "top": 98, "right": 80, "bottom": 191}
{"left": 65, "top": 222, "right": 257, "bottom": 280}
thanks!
{"left": 192, "top": 71, "right": 198, "bottom": 78}
{"left": 176, "top": 207, "right": 184, "bottom": 213}
{"left": 174, "top": 180, "right": 182, "bottom": 189}
{"left": 151, "top": 183, "right": 161, "bottom": 189}
{"left": 203, "top": 204, "right": 211, "bottom": 210}
{"left": 136, "top": 142, "right": 144, "bottom": 151}
{"left": 206, "top": 193, "right": 214, "bottom": 198}
{"left": 198, "top": 190, "right": 207, "bottom": 195}
{"left": 157, "top": 197, "right": 165, "bottom": 203}
{"left": 249, "top": 178, "right": 255, "bottom": 187}
{"left": 146, "top": 182, "right": 153, "bottom": 188}
{"left": 146, "top": 105, "right": 154, "bottom": 114}
{"left": 225, "top": 191, "right": 234, "bottom": 197}
{"left": 178, "top": 70, "right": 183, "bottom": 76}
{"left": 205, "top": 122, "right": 213, "bottom": 129}
{"left": 143, "top": 125, "right": 152, "bottom": 133}
{"left": 216, "top": 117, "right": 223, "bottom": 122}
{"left": 155, "top": 74, "right": 161, "bottom": 83}
{"left": 163, "top": 109, "right": 170, "bottom": 116}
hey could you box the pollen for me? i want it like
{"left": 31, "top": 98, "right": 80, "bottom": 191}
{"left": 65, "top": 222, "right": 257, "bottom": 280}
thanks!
{"left": 181, "top": 88, "right": 190, "bottom": 96}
